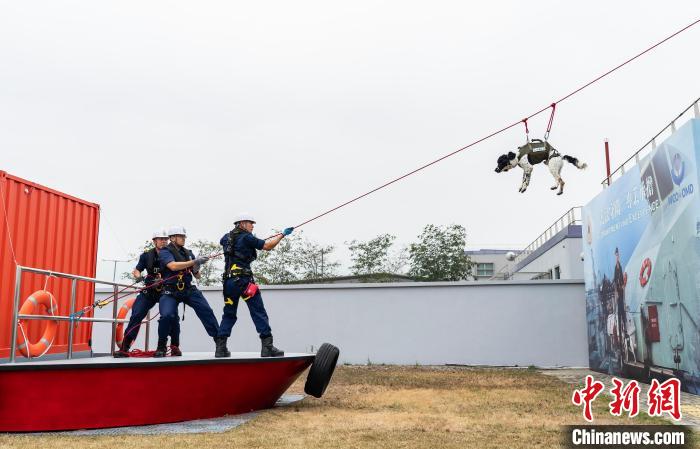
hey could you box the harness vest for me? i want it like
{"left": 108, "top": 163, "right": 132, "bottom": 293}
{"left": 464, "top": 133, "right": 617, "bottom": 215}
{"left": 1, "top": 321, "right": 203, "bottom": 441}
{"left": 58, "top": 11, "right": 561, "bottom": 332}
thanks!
{"left": 517, "top": 139, "right": 558, "bottom": 165}
{"left": 144, "top": 248, "right": 161, "bottom": 278}
{"left": 164, "top": 243, "right": 194, "bottom": 290}
{"left": 143, "top": 248, "right": 163, "bottom": 293}
{"left": 223, "top": 228, "right": 256, "bottom": 278}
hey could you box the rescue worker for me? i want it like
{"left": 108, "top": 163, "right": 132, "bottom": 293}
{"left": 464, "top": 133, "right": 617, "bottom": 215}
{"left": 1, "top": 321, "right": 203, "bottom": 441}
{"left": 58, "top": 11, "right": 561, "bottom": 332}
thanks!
{"left": 215, "top": 213, "right": 293, "bottom": 358}
{"left": 155, "top": 226, "right": 220, "bottom": 357}
{"left": 114, "top": 229, "right": 181, "bottom": 357}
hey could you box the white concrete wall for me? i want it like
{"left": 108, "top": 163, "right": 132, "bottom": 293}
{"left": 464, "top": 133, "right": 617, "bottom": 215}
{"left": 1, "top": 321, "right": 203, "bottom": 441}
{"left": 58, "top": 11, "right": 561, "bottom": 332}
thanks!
{"left": 93, "top": 280, "right": 588, "bottom": 367}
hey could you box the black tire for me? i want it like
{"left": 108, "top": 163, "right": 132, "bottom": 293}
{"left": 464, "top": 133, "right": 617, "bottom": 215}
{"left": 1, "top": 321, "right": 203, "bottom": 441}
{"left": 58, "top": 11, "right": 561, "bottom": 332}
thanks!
{"left": 304, "top": 343, "right": 340, "bottom": 398}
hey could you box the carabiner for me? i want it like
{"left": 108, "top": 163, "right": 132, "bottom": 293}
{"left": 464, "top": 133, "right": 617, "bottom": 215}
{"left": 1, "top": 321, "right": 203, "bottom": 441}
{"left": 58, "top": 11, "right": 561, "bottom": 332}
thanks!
{"left": 176, "top": 273, "right": 185, "bottom": 291}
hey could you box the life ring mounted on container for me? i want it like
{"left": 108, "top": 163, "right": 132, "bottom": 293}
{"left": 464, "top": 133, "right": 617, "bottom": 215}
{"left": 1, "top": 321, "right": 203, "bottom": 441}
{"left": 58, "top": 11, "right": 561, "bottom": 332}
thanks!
{"left": 16, "top": 290, "right": 59, "bottom": 358}
{"left": 639, "top": 258, "right": 652, "bottom": 287}
{"left": 115, "top": 297, "right": 136, "bottom": 347}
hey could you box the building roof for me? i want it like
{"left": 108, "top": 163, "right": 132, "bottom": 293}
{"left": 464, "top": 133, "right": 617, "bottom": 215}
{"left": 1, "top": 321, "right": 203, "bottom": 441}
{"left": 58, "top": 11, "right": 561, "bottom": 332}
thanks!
{"left": 512, "top": 224, "right": 582, "bottom": 273}
{"left": 464, "top": 249, "right": 520, "bottom": 255}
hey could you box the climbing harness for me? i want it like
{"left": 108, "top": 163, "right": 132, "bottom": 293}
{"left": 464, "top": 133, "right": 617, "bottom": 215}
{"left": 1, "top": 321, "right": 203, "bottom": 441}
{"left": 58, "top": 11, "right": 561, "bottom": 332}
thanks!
{"left": 176, "top": 274, "right": 186, "bottom": 291}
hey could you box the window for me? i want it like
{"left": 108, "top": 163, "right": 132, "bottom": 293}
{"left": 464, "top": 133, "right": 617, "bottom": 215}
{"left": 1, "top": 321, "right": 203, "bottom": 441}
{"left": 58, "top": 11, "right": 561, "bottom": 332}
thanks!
{"left": 554, "top": 265, "right": 561, "bottom": 280}
{"left": 476, "top": 263, "right": 494, "bottom": 277}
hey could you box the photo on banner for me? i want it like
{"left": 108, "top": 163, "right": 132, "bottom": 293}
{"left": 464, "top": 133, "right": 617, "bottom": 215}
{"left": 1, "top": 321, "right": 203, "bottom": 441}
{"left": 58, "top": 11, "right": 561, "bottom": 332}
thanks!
{"left": 583, "top": 117, "right": 700, "bottom": 393}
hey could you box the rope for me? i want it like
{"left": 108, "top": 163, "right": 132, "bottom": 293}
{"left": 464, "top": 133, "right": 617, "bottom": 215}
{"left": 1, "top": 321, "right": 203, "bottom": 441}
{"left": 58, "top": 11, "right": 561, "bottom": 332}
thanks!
{"left": 38, "top": 294, "right": 57, "bottom": 358}
{"left": 42, "top": 274, "right": 54, "bottom": 292}
{"left": 0, "top": 180, "right": 18, "bottom": 265}
{"left": 17, "top": 321, "right": 30, "bottom": 360}
{"left": 290, "top": 17, "right": 700, "bottom": 231}
{"left": 522, "top": 118, "right": 530, "bottom": 142}
{"left": 126, "top": 348, "right": 167, "bottom": 357}
{"left": 544, "top": 103, "right": 556, "bottom": 141}
{"left": 122, "top": 312, "right": 160, "bottom": 342}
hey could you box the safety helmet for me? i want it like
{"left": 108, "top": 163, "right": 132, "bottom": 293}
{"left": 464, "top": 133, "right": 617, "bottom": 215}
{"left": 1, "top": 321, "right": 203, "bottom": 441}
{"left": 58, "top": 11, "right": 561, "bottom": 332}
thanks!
{"left": 167, "top": 225, "right": 187, "bottom": 237}
{"left": 234, "top": 213, "right": 256, "bottom": 224}
{"left": 152, "top": 228, "right": 169, "bottom": 239}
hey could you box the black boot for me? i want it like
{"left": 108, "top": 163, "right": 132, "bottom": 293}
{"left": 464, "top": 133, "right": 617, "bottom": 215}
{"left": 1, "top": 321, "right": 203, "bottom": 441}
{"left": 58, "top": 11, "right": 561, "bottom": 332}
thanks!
{"left": 114, "top": 337, "right": 132, "bottom": 358}
{"left": 261, "top": 336, "right": 284, "bottom": 357}
{"left": 170, "top": 337, "right": 182, "bottom": 356}
{"left": 214, "top": 336, "right": 230, "bottom": 358}
{"left": 154, "top": 338, "right": 168, "bottom": 358}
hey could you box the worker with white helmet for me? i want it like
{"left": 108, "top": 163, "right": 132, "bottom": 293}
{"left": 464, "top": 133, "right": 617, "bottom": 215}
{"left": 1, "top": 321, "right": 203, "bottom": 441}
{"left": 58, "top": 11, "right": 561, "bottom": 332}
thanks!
{"left": 155, "top": 225, "right": 220, "bottom": 357}
{"left": 115, "top": 228, "right": 179, "bottom": 357}
{"left": 215, "top": 213, "right": 293, "bottom": 358}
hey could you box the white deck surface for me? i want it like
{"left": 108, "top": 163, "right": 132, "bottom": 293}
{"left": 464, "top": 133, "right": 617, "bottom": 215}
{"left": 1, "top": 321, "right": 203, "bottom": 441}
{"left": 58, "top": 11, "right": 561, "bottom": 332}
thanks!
{"left": 0, "top": 352, "right": 314, "bottom": 368}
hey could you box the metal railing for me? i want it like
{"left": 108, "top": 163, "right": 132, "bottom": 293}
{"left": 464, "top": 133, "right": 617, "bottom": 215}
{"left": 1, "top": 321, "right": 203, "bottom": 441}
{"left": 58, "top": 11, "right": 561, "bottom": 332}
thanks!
{"left": 601, "top": 97, "right": 700, "bottom": 186}
{"left": 512, "top": 207, "right": 582, "bottom": 266}
{"left": 9, "top": 265, "right": 148, "bottom": 363}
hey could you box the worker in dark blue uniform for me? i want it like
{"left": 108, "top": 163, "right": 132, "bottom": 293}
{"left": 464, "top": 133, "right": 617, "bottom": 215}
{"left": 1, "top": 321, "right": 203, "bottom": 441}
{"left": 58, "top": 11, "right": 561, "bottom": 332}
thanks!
{"left": 215, "top": 213, "right": 293, "bottom": 358}
{"left": 155, "top": 225, "right": 220, "bottom": 357}
{"left": 114, "top": 228, "right": 181, "bottom": 357}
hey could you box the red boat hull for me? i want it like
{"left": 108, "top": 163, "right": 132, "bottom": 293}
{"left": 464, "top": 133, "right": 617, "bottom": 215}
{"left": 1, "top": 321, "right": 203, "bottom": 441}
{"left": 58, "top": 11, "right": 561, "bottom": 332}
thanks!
{"left": 0, "top": 353, "right": 314, "bottom": 432}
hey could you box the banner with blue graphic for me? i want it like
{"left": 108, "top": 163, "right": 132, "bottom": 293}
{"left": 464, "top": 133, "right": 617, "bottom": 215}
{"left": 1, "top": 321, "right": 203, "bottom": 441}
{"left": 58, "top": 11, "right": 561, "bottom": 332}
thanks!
{"left": 583, "top": 118, "right": 700, "bottom": 393}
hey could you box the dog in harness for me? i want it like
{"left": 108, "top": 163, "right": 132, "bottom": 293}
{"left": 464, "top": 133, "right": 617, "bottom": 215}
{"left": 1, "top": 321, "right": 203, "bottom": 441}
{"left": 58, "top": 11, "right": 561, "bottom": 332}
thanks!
{"left": 494, "top": 139, "right": 587, "bottom": 195}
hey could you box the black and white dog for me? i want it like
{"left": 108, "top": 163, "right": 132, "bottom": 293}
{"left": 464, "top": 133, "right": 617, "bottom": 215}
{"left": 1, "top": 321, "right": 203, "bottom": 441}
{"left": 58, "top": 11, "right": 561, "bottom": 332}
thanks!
{"left": 494, "top": 139, "right": 587, "bottom": 195}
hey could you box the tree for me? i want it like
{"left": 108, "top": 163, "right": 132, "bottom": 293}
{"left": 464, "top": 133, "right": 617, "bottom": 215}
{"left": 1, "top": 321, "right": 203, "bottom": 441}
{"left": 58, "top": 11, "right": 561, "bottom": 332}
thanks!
{"left": 384, "top": 245, "right": 409, "bottom": 275}
{"left": 254, "top": 231, "right": 341, "bottom": 284}
{"left": 121, "top": 240, "right": 153, "bottom": 281}
{"left": 254, "top": 233, "right": 301, "bottom": 284}
{"left": 294, "top": 239, "right": 340, "bottom": 280}
{"left": 408, "top": 224, "right": 473, "bottom": 281}
{"left": 348, "top": 234, "right": 397, "bottom": 276}
{"left": 188, "top": 239, "right": 224, "bottom": 286}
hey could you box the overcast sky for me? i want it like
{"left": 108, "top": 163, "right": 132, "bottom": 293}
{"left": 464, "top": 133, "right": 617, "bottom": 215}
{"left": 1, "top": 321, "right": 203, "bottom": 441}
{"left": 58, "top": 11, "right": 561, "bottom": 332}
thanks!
{"left": 1, "top": 1, "right": 699, "bottom": 279}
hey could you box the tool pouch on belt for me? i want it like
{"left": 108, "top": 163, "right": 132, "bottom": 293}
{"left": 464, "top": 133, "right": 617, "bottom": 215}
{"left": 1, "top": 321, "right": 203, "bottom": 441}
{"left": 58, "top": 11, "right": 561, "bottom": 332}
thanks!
{"left": 241, "top": 282, "right": 259, "bottom": 301}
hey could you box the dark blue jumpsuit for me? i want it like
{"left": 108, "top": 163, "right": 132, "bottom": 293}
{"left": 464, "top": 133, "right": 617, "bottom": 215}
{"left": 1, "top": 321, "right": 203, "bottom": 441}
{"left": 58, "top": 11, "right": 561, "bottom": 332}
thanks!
{"left": 122, "top": 249, "right": 180, "bottom": 346}
{"left": 157, "top": 244, "right": 220, "bottom": 343}
{"left": 217, "top": 231, "right": 273, "bottom": 339}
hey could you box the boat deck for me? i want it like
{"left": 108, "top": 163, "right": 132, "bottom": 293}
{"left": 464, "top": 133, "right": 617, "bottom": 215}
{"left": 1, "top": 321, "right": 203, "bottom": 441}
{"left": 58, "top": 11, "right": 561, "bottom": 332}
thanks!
{"left": 0, "top": 351, "right": 314, "bottom": 370}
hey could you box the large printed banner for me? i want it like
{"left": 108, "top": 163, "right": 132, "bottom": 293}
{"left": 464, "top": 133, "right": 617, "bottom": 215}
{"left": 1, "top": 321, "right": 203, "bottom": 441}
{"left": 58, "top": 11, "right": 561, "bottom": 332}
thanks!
{"left": 583, "top": 118, "right": 700, "bottom": 393}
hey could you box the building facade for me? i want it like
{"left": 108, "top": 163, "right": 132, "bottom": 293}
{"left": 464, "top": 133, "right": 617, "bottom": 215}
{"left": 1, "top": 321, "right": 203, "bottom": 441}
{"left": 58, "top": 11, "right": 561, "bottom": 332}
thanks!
{"left": 465, "top": 249, "right": 520, "bottom": 280}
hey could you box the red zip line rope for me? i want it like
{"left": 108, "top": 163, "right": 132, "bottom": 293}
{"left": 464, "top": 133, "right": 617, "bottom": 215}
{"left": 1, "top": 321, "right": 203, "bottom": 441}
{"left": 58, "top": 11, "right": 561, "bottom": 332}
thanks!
{"left": 289, "top": 17, "right": 700, "bottom": 231}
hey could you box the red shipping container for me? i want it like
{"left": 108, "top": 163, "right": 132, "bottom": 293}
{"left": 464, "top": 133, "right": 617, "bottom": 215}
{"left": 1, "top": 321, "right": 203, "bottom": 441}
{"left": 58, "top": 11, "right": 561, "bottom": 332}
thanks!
{"left": 0, "top": 171, "right": 100, "bottom": 359}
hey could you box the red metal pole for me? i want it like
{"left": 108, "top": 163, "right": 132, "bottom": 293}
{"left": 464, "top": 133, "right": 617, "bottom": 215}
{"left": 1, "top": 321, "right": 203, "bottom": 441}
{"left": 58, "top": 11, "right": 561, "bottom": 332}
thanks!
{"left": 604, "top": 139, "right": 611, "bottom": 185}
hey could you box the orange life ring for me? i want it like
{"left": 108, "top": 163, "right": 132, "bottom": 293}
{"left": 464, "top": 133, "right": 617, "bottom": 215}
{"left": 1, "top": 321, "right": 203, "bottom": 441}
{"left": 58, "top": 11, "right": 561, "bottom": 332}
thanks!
{"left": 16, "top": 290, "right": 58, "bottom": 358}
{"left": 639, "top": 258, "right": 652, "bottom": 287}
{"left": 115, "top": 297, "right": 136, "bottom": 346}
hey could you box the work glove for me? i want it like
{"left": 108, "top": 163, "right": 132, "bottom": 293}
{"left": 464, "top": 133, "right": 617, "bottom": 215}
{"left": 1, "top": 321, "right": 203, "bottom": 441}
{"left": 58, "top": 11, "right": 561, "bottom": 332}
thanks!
{"left": 282, "top": 227, "right": 294, "bottom": 236}
{"left": 193, "top": 256, "right": 209, "bottom": 270}
{"left": 134, "top": 276, "right": 144, "bottom": 283}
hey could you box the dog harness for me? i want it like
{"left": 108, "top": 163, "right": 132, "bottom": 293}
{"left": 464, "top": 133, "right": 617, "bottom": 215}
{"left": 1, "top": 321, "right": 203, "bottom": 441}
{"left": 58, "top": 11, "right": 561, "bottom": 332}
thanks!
{"left": 517, "top": 139, "right": 559, "bottom": 165}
